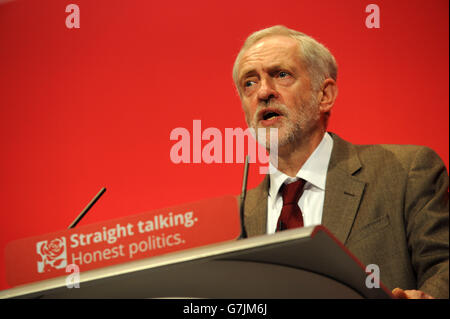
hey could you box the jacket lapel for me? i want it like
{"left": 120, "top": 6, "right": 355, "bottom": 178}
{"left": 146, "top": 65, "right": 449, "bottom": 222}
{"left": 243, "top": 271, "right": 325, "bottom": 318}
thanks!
{"left": 322, "top": 133, "right": 366, "bottom": 245}
{"left": 243, "top": 176, "right": 269, "bottom": 237}
{"left": 243, "top": 133, "right": 366, "bottom": 242}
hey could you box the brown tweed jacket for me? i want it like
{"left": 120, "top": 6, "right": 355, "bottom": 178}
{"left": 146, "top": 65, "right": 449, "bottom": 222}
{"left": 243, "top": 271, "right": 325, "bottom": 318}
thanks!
{"left": 242, "top": 133, "right": 449, "bottom": 298}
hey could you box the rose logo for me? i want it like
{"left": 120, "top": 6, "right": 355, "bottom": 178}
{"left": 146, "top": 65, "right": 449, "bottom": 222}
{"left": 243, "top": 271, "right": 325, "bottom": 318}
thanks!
{"left": 41, "top": 239, "right": 64, "bottom": 261}
{"left": 36, "top": 237, "right": 67, "bottom": 273}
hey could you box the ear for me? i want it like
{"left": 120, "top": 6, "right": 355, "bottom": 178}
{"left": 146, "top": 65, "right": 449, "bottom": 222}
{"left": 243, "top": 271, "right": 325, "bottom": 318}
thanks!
{"left": 318, "top": 78, "right": 338, "bottom": 114}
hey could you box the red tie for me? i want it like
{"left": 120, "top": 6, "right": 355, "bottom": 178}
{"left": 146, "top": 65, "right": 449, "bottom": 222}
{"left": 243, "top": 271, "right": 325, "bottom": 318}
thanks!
{"left": 276, "top": 179, "right": 305, "bottom": 231}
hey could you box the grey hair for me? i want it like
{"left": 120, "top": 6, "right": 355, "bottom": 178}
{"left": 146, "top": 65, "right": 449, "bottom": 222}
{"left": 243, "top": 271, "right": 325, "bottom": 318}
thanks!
{"left": 232, "top": 25, "right": 338, "bottom": 93}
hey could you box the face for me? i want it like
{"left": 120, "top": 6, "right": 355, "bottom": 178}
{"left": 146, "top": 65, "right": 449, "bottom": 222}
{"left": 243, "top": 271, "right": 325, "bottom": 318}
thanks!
{"left": 237, "top": 36, "right": 321, "bottom": 148}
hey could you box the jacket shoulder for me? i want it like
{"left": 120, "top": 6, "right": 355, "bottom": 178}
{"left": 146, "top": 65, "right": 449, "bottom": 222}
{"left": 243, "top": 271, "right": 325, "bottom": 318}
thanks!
{"left": 330, "top": 133, "right": 447, "bottom": 173}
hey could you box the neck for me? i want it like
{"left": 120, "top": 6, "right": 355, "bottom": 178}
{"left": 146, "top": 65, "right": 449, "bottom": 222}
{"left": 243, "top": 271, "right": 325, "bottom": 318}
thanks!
{"left": 275, "top": 129, "right": 325, "bottom": 177}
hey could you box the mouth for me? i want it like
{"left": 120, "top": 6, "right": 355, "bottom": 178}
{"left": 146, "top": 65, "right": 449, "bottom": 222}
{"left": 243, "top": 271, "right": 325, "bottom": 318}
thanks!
{"left": 258, "top": 108, "right": 284, "bottom": 125}
{"left": 263, "top": 111, "right": 280, "bottom": 120}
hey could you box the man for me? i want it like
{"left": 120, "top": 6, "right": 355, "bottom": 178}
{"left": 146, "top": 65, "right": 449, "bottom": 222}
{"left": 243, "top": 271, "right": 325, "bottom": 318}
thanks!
{"left": 234, "top": 25, "right": 449, "bottom": 299}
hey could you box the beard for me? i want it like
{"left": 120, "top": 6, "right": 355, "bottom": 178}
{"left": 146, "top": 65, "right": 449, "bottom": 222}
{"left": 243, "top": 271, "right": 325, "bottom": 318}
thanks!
{"left": 246, "top": 93, "right": 320, "bottom": 150}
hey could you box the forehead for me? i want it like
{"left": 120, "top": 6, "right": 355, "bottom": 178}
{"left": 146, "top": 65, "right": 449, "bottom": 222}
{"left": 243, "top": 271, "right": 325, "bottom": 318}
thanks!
{"left": 238, "top": 36, "right": 302, "bottom": 78}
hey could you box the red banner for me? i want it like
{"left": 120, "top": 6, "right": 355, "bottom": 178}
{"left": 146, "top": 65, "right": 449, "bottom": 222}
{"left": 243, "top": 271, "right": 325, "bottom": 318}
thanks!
{"left": 5, "top": 195, "right": 240, "bottom": 287}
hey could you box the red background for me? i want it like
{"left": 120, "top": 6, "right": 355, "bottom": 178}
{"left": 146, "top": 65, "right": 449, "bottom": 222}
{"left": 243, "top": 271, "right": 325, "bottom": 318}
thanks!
{"left": 0, "top": 0, "right": 448, "bottom": 291}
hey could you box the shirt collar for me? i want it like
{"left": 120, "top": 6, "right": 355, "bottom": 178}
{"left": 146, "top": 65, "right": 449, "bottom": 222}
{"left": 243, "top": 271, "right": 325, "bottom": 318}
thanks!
{"left": 268, "top": 132, "right": 334, "bottom": 198}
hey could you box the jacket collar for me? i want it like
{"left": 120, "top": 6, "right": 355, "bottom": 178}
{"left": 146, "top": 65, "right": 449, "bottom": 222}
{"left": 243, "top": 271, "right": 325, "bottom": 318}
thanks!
{"left": 244, "top": 132, "right": 366, "bottom": 244}
{"left": 321, "top": 133, "right": 365, "bottom": 245}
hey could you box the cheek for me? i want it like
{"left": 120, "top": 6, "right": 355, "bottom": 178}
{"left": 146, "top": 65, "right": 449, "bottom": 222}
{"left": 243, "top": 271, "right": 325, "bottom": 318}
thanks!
{"left": 285, "top": 80, "right": 312, "bottom": 102}
{"left": 277, "top": 87, "right": 299, "bottom": 105}
{"left": 291, "top": 91, "right": 311, "bottom": 110}
{"left": 241, "top": 101, "right": 256, "bottom": 121}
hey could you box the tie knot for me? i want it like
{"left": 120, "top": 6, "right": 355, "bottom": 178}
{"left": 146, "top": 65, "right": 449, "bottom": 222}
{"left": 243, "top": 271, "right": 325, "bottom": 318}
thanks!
{"left": 281, "top": 179, "right": 305, "bottom": 204}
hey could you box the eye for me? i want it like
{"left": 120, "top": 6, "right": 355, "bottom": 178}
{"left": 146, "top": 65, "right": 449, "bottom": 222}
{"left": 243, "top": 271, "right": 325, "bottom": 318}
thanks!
{"left": 278, "top": 71, "right": 289, "bottom": 78}
{"left": 244, "top": 80, "right": 255, "bottom": 87}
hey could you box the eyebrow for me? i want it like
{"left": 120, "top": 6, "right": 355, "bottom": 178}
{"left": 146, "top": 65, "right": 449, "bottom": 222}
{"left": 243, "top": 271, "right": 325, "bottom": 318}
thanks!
{"left": 238, "top": 63, "right": 296, "bottom": 82}
{"left": 239, "top": 69, "right": 258, "bottom": 81}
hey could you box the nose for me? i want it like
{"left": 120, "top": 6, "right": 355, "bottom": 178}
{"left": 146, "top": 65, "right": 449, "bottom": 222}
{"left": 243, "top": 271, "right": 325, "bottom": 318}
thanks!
{"left": 257, "top": 76, "right": 278, "bottom": 104}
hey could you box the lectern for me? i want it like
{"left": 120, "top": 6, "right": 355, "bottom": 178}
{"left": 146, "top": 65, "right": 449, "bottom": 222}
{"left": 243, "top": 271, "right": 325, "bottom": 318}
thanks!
{"left": 0, "top": 225, "right": 392, "bottom": 299}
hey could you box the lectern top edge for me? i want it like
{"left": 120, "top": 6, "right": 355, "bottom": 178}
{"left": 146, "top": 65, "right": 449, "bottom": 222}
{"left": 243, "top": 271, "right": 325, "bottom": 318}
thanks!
{"left": 0, "top": 226, "right": 317, "bottom": 299}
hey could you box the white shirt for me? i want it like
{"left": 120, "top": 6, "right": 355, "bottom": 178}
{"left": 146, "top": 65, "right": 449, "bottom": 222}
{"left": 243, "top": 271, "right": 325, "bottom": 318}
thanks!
{"left": 267, "top": 133, "right": 334, "bottom": 234}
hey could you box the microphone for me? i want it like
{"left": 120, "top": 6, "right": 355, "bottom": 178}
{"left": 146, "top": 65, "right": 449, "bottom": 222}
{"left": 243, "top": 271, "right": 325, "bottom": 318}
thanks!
{"left": 68, "top": 187, "right": 107, "bottom": 229}
{"left": 238, "top": 156, "right": 249, "bottom": 239}
{"left": 32, "top": 187, "right": 106, "bottom": 299}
